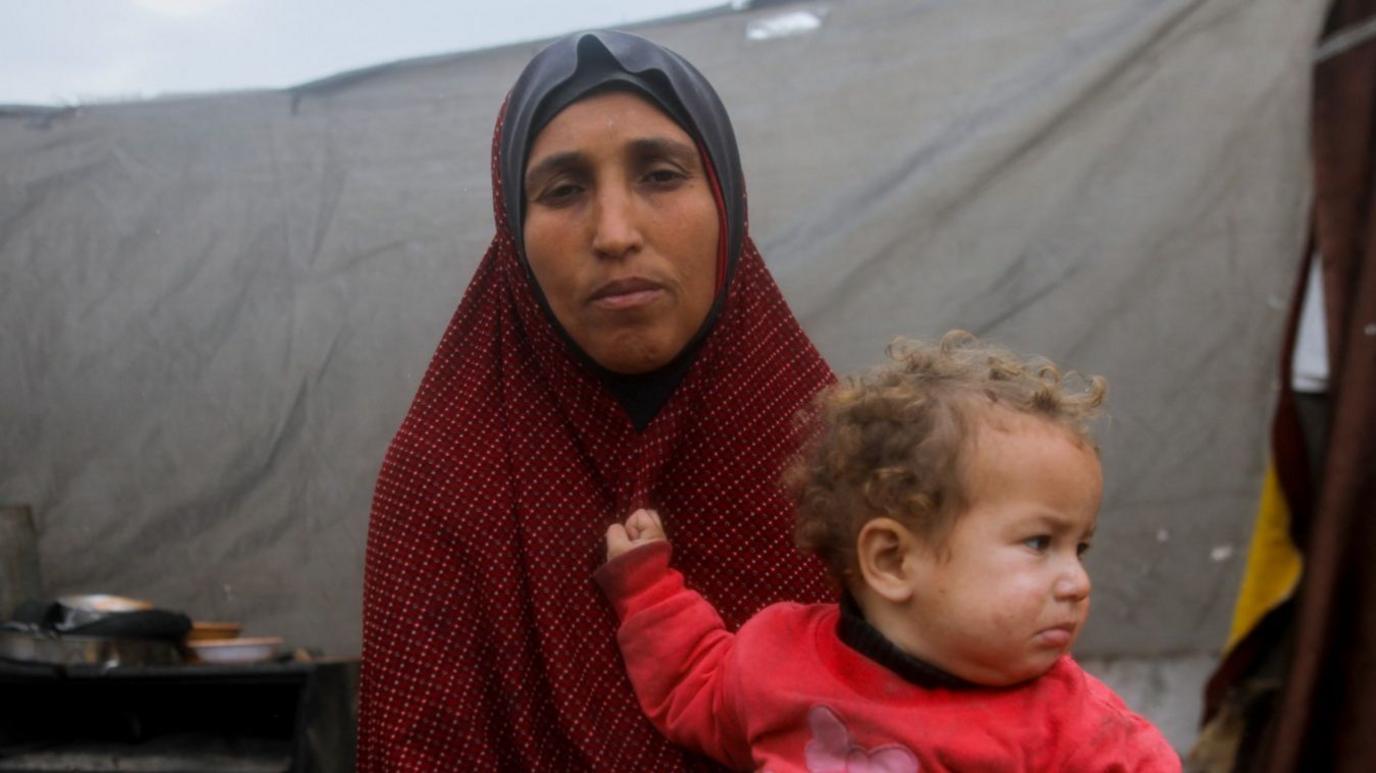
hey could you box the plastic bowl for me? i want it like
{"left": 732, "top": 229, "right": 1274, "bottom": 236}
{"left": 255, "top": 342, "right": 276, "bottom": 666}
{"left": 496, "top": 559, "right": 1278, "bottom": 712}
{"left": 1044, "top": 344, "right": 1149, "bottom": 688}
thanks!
{"left": 186, "top": 636, "right": 283, "bottom": 664}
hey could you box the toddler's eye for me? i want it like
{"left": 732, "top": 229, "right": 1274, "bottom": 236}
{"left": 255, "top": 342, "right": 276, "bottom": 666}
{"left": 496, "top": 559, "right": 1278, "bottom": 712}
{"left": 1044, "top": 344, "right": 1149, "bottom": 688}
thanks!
{"left": 1077, "top": 542, "right": 1092, "bottom": 557}
{"left": 1023, "top": 535, "right": 1051, "bottom": 552}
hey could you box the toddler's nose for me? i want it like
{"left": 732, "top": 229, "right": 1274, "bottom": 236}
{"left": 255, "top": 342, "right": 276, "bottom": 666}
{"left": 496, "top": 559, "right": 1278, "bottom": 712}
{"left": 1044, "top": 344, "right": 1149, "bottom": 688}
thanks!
{"left": 1054, "top": 561, "right": 1091, "bottom": 603}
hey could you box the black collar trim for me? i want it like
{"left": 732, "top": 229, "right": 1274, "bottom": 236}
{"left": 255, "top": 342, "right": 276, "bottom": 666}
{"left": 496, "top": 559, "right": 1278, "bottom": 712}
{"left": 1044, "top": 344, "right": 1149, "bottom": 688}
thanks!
{"left": 836, "top": 592, "right": 980, "bottom": 691}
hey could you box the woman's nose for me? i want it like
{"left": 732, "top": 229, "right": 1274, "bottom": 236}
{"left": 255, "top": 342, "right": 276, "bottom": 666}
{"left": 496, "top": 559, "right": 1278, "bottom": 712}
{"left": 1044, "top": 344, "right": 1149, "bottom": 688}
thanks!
{"left": 591, "top": 187, "right": 643, "bottom": 260}
{"left": 1054, "top": 561, "right": 1091, "bottom": 603}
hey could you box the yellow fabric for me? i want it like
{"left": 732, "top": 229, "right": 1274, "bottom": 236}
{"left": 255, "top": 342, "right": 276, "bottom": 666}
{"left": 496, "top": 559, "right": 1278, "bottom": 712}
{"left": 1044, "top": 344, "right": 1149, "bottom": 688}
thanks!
{"left": 1226, "top": 463, "right": 1304, "bottom": 651}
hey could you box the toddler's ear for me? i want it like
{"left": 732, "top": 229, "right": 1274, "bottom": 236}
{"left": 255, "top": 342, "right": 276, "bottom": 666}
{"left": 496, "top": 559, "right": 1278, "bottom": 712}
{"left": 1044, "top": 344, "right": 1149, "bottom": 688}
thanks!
{"left": 856, "top": 518, "right": 919, "bottom": 603}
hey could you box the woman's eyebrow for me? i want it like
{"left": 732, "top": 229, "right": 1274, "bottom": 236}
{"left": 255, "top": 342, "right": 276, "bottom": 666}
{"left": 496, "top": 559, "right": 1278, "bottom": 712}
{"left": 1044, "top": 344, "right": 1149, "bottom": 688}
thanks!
{"left": 627, "top": 137, "right": 699, "bottom": 166}
{"left": 525, "top": 151, "right": 587, "bottom": 189}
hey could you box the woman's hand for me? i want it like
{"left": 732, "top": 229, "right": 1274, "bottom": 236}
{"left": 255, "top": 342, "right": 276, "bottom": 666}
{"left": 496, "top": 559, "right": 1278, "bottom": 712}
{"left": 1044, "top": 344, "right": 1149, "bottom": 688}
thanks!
{"left": 605, "top": 508, "right": 667, "bottom": 562}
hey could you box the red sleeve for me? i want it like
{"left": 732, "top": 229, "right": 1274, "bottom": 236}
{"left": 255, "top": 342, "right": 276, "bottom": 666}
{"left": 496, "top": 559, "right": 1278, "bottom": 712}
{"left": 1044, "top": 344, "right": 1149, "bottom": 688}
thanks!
{"left": 1058, "top": 666, "right": 1182, "bottom": 773}
{"left": 1065, "top": 718, "right": 1180, "bottom": 773}
{"left": 595, "top": 542, "right": 753, "bottom": 770}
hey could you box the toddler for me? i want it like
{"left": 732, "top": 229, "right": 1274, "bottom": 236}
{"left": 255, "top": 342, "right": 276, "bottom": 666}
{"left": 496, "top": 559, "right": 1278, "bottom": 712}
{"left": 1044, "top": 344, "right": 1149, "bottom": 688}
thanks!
{"left": 595, "top": 331, "right": 1179, "bottom": 772}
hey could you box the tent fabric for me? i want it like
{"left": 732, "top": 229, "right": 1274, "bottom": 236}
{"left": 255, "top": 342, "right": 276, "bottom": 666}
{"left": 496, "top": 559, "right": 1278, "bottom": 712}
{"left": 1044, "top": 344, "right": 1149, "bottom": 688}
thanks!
{"left": 0, "top": 0, "right": 1323, "bottom": 665}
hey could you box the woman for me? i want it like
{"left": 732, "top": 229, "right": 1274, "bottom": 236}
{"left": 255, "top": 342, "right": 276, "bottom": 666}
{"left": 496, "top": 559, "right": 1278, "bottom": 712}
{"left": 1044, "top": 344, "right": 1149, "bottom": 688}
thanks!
{"left": 359, "top": 30, "right": 834, "bottom": 770}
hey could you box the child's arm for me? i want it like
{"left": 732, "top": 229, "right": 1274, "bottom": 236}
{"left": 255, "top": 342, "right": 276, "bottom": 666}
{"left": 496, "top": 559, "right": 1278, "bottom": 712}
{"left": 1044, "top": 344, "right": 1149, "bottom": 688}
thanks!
{"left": 1064, "top": 718, "right": 1180, "bottom": 773}
{"left": 596, "top": 509, "right": 754, "bottom": 770}
{"left": 1060, "top": 669, "right": 1182, "bottom": 773}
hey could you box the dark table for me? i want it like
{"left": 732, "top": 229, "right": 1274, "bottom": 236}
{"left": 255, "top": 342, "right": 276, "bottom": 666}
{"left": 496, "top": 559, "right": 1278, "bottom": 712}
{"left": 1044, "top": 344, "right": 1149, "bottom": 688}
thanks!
{"left": 0, "top": 656, "right": 357, "bottom": 772}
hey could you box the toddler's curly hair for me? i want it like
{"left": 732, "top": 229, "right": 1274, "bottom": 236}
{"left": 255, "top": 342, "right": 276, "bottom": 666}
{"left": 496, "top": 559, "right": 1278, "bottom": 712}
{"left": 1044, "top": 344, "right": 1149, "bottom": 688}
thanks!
{"left": 785, "top": 330, "right": 1107, "bottom": 582}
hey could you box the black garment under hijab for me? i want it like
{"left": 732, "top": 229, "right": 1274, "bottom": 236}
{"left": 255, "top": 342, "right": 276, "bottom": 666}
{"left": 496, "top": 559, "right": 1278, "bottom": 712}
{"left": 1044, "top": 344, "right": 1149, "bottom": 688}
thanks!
{"left": 498, "top": 31, "right": 747, "bottom": 429}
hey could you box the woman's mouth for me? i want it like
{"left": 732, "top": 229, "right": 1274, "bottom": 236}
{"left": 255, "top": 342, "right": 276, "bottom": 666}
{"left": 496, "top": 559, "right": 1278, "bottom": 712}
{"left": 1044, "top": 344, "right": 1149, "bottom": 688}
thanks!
{"left": 588, "top": 278, "right": 666, "bottom": 310}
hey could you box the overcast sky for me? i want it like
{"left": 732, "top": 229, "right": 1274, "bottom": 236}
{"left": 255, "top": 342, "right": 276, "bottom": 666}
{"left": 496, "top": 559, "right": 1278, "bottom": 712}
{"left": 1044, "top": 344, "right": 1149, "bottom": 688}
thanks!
{"left": 2, "top": 0, "right": 724, "bottom": 106}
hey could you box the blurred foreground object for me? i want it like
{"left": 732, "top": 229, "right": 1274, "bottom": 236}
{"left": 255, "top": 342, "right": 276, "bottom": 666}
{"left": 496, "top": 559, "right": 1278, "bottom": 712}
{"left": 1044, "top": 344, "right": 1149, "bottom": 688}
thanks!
{"left": 1196, "top": 2, "right": 1376, "bottom": 769}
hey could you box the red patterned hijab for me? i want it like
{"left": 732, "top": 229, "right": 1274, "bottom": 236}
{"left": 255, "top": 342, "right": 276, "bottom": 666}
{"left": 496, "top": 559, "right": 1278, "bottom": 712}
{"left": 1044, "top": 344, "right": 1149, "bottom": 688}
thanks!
{"left": 359, "top": 31, "right": 833, "bottom": 771}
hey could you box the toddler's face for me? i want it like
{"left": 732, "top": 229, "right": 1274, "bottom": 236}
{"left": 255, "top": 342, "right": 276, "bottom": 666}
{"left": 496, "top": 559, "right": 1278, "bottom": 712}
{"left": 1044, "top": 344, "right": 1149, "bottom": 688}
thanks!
{"left": 898, "top": 416, "right": 1101, "bottom": 686}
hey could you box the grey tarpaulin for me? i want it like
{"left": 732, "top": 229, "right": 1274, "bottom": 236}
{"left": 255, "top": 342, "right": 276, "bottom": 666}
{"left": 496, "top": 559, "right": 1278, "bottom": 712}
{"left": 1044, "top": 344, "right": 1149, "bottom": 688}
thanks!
{"left": 0, "top": 0, "right": 1321, "bottom": 670}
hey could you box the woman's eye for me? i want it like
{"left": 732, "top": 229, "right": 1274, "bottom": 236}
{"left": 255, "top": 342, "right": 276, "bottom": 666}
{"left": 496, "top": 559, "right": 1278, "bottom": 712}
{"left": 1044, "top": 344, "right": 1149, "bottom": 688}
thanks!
{"left": 535, "top": 182, "right": 582, "bottom": 205}
{"left": 1023, "top": 535, "right": 1051, "bottom": 552}
{"left": 549, "top": 184, "right": 581, "bottom": 199}
{"left": 643, "top": 167, "right": 685, "bottom": 186}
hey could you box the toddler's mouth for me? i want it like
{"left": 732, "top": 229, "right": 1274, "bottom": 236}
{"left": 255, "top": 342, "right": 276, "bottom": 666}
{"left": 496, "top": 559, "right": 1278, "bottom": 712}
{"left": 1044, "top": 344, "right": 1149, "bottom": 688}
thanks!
{"left": 1034, "top": 623, "right": 1077, "bottom": 648}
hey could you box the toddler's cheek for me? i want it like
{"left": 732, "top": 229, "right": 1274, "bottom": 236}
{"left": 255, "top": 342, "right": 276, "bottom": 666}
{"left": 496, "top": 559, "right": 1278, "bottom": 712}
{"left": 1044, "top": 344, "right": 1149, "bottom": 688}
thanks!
{"left": 1002, "top": 579, "right": 1052, "bottom": 614}
{"left": 982, "top": 602, "right": 1030, "bottom": 634}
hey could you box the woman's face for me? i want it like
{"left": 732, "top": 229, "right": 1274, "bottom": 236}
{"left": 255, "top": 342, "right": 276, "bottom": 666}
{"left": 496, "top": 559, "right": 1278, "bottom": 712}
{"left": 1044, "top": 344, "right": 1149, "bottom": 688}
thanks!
{"left": 522, "top": 90, "right": 719, "bottom": 374}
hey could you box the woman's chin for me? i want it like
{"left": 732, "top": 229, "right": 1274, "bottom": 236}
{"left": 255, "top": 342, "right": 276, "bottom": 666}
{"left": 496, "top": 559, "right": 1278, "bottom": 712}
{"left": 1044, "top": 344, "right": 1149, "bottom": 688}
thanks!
{"left": 583, "top": 330, "right": 686, "bottom": 374}
{"left": 595, "top": 348, "right": 674, "bottom": 374}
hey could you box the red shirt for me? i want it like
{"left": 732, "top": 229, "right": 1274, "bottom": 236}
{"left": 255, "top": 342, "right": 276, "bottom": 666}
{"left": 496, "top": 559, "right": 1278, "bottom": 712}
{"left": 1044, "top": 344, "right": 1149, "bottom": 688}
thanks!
{"left": 598, "top": 543, "right": 1181, "bottom": 772}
